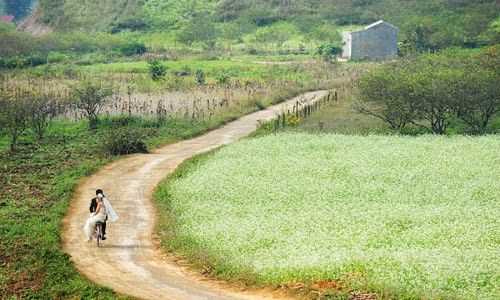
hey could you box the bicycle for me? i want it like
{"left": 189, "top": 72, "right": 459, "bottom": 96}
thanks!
{"left": 95, "top": 221, "right": 103, "bottom": 247}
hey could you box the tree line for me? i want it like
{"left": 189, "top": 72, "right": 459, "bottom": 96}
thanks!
{"left": 356, "top": 46, "right": 500, "bottom": 135}
{"left": 0, "top": 78, "right": 116, "bottom": 151}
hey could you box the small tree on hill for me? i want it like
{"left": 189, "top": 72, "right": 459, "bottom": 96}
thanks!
{"left": 69, "top": 78, "right": 115, "bottom": 131}
{"left": 0, "top": 91, "right": 29, "bottom": 151}
{"left": 26, "top": 92, "right": 62, "bottom": 140}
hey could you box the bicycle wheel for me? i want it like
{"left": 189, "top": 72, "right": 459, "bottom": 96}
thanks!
{"left": 96, "top": 225, "right": 101, "bottom": 247}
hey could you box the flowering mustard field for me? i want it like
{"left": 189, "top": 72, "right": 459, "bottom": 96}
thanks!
{"left": 162, "top": 133, "right": 500, "bottom": 299}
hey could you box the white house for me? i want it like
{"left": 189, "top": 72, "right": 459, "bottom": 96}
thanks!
{"left": 342, "top": 20, "right": 398, "bottom": 61}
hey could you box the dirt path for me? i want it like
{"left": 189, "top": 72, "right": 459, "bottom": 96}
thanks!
{"left": 61, "top": 90, "right": 329, "bottom": 300}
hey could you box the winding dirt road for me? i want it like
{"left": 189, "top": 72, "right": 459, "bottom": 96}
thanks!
{"left": 62, "top": 90, "right": 329, "bottom": 300}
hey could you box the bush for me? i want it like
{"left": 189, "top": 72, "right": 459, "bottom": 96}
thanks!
{"left": 100, "top": 127, "right": 148, "bottom": 156}
{"left": 120, "top": 41, "right": 147, "bottom": 56}
{"left": 47, "top": 51, "right": 72, "bottom": 63}
{"left": 147, "top": 59, "right": 168, "bottom": 81}
{"left": 27, "top": 52, "right": 47, "bottom": 67}
{"left": 195, "top": 69, "right": 205, "bottom": 86}
{"left": 315, "top": 44, "right": 342, "bottom": 57}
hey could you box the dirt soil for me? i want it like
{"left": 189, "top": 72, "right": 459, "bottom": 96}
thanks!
{"left": 61, "top": 91, "right": 329, "bottom": 300}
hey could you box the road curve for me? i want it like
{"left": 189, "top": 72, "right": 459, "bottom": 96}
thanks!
{"left": 62, "top": 90, "right": 329, "bottom": 300}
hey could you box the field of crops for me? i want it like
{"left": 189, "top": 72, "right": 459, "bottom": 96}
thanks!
{"left": 157, "top": 133, "right": 500, "bottom": 299}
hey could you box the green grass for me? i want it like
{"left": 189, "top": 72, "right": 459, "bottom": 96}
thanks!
{"left": 77, "top": 57, "right": 324, "bottom": 81}
{"left": 0, "top": 114, "right": 238, "bottom": 299}
{"left": 0, "top": 122, "right": 121, "bottom": 299}
{"left": 155, "top": 133, "right": 500, "bottom": 299}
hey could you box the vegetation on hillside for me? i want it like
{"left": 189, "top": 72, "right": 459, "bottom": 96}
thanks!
{"left": 33, "top": 0, "right": 500, "bottom": 52}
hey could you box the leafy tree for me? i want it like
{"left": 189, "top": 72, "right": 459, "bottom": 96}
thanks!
{"left": 456, "top": 46, "right": 500, "bottom": 131}
{"left": 4, "top": 0, "right": 34, "bottom": 21}
{"left": 410, "top": 68, "right": 457, "bottom": 134}
{"left": 357, "top": 65, "right": 418, "bottom": 130}
{"left": 357, "top": 49, "right": 499, "bottom": 134}
{"left": 69, "top": 78, "right": 115, "bottom": 131}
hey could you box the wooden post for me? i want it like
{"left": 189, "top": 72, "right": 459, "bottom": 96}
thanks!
{"left": 319, "top": 122, "right": 324, "bottom": 132}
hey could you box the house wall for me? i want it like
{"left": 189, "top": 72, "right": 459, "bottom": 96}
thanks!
{"left": 343, "top": 22, "right": 398, "bottom": 61}
{"left": 341, "top": 31, "right": 351, "bottom": 59}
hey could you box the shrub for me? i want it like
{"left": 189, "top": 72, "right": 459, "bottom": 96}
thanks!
{"left": 315, "top": 44, "right": 343, "bottom": 60}
{"left": 195, "top": 69, "right": 205, "bottom": 86}
{"left": 120, "top": 41, "right": 147, "bottom": 56}
{"left": 147, "top": 59, "right": 168, "bottom": 81}
{"left": 47, "top": 51, "right": 72, "bottom": 63}
{"left": 27, "top": 52, "right": 47, "bottom": 67}
{"left": 217, "top": 73, "right": 230, "bottom": 86}
{"left": 99, "top": 127, "right": 148, "bottom": 156}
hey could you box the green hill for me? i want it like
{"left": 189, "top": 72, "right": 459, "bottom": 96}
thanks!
{"left": 32, "top": 0, "right": 499, "bottom": 51}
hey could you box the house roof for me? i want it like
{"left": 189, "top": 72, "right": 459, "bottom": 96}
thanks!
{"left": 0, "top": 15, "right": 15, "bottom": 23}
{"left": 365, "top": 20, "right": 397, "bottom": 30}
{"left": 346, "top": 20, "right": 398, "bottom": 35}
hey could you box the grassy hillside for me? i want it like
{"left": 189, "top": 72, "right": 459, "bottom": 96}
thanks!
{"left": 33, "top": 0, "right": 499, "bottom": 52}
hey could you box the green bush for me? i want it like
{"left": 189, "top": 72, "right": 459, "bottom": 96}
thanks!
{"left": 195, "top": 69, "right": 205, "bottom": 86}
{"left": 47, "top": 51, "right": 72, "bottom": 63}
{"left": 147, "top": 59, "right": 168, "bottom": 81}
{"left": 27, "top": 52, "right": 47, "bottom": 67}
{"left": 99, "top": 127, "right": 148, "bottom": 156}
{"left": 120, "top": 41, "right": 147, "bottom": 56}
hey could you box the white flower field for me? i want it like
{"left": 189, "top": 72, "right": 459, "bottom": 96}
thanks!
{"left": 163, "top": 133, "right": 499, "bottom": 299}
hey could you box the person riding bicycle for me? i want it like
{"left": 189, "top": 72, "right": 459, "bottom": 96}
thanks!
{"left": 84, "top": 193, "right": 107, "bottom": 242}
{"left": 89, "top": 189, "right": 108, "bottom": 240}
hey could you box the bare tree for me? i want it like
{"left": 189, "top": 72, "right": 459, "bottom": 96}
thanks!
{"left": 0, "top": 91, "right": 29, "bottom": 151}
{"left": 25, "top": 92, "right": 62, "bottom": 139}
{"left": 69, "top": 78, "right": 115, "bottom": 131}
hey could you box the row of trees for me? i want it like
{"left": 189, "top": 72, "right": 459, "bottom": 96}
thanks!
{"left": 356, "top": 46, "right": 500, "bottom": 134}
{"left": 0, "top": 78, "right": 115, "bottom": 151}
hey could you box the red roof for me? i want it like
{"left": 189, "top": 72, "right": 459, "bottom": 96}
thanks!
{"left": 0, "top": 16, "right": 15, "bottom": 23}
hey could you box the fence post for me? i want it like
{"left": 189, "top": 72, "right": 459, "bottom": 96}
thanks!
{"left": 319, "top": 122, "right": 324, "bottom": 132}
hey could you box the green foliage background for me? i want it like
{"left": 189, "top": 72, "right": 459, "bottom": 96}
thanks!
{"left": 34, "top": 0, "right": 499, "bottom": 51}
